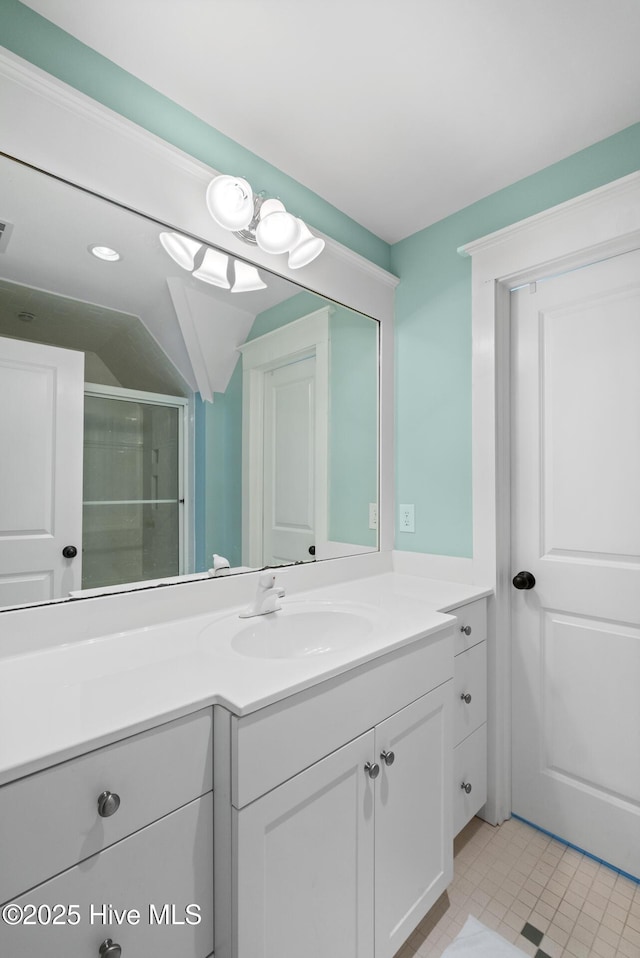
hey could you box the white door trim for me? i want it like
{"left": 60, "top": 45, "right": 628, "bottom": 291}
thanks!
{"left": 238, "top": 308, "right": 330, "bottom": 568}
{"left": 462, "top": 169, "right": 640, "bottom": 825}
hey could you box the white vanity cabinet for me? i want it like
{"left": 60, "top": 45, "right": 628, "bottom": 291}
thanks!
{"left": 451, "top": 598, "right": 488, "bottom": 834}
{"left": 0, "top": 709, "right": 214, "bottom": 958}
{"left": 215, "top": 628, "right": 454, "bottom": 958}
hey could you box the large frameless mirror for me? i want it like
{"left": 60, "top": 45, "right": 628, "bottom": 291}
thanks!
{"left": 0, "top": 152, "right": 379, "bottom": 610}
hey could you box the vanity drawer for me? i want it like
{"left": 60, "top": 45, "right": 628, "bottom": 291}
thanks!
{"left": 232, "top": 628, "right": 454, "bottom": 808}
{"left": 453, "top": 641, "right": 487, "bottom": 747}
{"left": 0, "top": 793, "right": 214, "bottom": 958}
{"left": 453, "top": 723, "right": 487, "bottom": 836}
{"left": 452, "top": 598, "right": 487, "bottom": 655}
{"left": 0, "top": 709, "right": 212, "bottom": 904}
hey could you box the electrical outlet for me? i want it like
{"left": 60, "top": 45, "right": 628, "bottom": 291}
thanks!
{"left": 368, "top": 502, "right": 378, "bottom": 530}
{"left": 399, "top": 503, "right": 415, "bottom": 533}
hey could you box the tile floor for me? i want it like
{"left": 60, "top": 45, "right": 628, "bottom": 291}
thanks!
{"left": 394, "top": 817, "right": 640, "bottom": 958}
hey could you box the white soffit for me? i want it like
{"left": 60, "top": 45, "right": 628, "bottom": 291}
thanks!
{"left": 168, "top": 278, "right": 255, "bottom": 402}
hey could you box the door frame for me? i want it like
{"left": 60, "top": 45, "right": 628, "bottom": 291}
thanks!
{"left": 84, "top": 382, "right": 191, "bottom": 576}
{"left": 238, "top": 307, "right": 331, "bottom": 568}
{"left": 462, "top": 170, "right": 640, "bottom": 826}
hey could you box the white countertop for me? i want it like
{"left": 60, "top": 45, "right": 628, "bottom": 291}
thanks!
{"left": 0, "top": 571, "right": 490, "bottom": 786}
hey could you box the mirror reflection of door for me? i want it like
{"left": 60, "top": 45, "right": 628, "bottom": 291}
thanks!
{"left": 240, "top": 308, "right": 330, "bottom": 569}
{"left": 0, "top": 335, "right": 84, "bottom": 607}
{"left": 82, "top": 387, "right": 187, "bottom": 590}
{"left": 262, "top": 355, "right": 317, "bottom": 565}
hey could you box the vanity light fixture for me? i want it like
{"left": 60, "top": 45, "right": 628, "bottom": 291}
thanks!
{"left": 206, "top": 174, "right": 325, "bottom": 268}
{"left": 159, "top": 230, "right": 268, "bottom": 293}
{"left": 90, "top": 245, "right": 121, "bottom": 262}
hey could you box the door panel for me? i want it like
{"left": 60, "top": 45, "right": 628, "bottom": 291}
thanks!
{"left": 263, "top": 356, "right": 316, "bottom": 564}
{"left": 234, "top": 731, "right": 374, "bottom": 958}
{"left": 511, "top": 249, "right": 640, "bottom": 878}
{"left": 374, "top": 682, "right": 452, "bottom": 958}
{"left": 0, "top": 336, "right": 84, "bottom": 606}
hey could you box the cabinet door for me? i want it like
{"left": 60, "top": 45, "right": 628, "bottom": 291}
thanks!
{"left": 235, "top": 731, "right": 375, "bottom": 958}
{"left": 374, "top": 681, "right": 453, "bottom": 958}
{"left": 0, "top": 794, "right": 213, "bottom": 958}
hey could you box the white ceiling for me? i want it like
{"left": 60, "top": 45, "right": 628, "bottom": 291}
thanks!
{"left": 19, "top": 0, "right": 640, "bottom": 244}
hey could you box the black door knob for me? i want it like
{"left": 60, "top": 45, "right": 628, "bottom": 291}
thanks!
{"left": 62, "top": 545, "right": 78, "bottom": 559}
{"left": 512, "top": 571, "right": 535, "bottom": 590}
{"left": 308, "top": 545, "right": 316, "bottom": 556}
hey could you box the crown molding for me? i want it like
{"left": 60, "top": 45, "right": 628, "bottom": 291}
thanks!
{"left": 458, "top": 169, "right": 640, "bottom": 267}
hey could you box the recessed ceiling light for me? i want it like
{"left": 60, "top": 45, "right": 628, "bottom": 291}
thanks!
{"left": 90, "top": 245, "right": 121, "bottom": 262}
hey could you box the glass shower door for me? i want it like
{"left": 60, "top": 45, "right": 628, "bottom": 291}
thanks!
{"left": 82, "top": 394, "right": 183, "bottom": 590}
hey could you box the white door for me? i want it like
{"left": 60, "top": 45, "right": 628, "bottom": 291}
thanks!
{"left": 374, "top": 683, "right": 452, "bottom": 958}
{"left": 234, "top": 731, "right": 375, "bottom": 958}
{"left": 511, "top": 249, "right": 640, "bottom": 877}
{"left": 262, "top": 355, "right": 316, "bottom": 564}
{"left": 0, "top": 336, "right": 84, "bottom": 607}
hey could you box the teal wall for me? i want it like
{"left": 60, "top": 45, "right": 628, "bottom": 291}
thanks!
{"left": 5, "top": 0, "right": 640, "bottom": 561}
{"left": 0, "top": 0, "right": 390, "bottom": 271}
{"left": 204, "top": 294, "right": 379, "bottom": 565}
{"left": 201, "top": 367, "right": 243, "bottom": 569}
{"left": 327, "top": 307, "right": 378, "bottom": 548}
{"left": 391, "top": 123, "right": 640, "bottom": 557}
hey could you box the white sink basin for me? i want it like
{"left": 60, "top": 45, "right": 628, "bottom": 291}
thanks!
{"left": 202, "top": 602, "right": 375, "bottom": 659}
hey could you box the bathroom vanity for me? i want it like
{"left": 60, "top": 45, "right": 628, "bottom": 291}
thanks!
{"left": 0, "top": 570, "right": 489, "bottom": 958}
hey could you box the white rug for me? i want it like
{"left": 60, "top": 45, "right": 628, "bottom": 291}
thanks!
{"left": 441, "top": 916, "right": 531, "bottom": 957}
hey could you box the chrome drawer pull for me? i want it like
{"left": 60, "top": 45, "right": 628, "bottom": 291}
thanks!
{"left": 99, "top": 940, "right": 122, "bottom": 958}
{"left": 364, "top": 761, "right": 380, "bottom": 780}
{"left": 460, "top": 625, "right": 472, "bottom": 636}
{"left": 97, "top": 790, "right": 121, "bottom": 818}
{"left": 461, "top": 781, "right": 472, "bottom": 794}
{"left": 380, "top": 749, "right": 395, "bottom": 767}
{"left": 460, "top": 692, "right": 472, "bottom": 704}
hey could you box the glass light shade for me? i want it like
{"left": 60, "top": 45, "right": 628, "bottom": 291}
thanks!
{"left": 159, "top": 231, "right": 202, "bottom": 270}
{"left": 255, "top": 210, "right": 301, "bottom": 254}
{"left": 288, "top": 221, "right": 325, "bottom": 269}
{"left": 206, "top": 175, "right": 254, "bottom": 231}
{"left": 192, "top": 247, "right": 231, "bottom": 288}
{"left": 258, "top": 198, "right": 286, "bottom": 219}
{"left": 231, "top": 260, "right": 267, "bottom": 293}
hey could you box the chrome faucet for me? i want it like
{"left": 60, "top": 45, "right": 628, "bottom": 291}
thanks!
{"left": 239, "top": 572, "right": 285, "bottom": 618}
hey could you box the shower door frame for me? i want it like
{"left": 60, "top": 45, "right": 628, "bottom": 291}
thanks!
{"left": 84, "top": 382, "right": 191, "bottom": 582}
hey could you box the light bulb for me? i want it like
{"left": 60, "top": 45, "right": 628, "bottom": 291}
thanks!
{"left": 192, "top": 247, "right": 231, "bottom": 288}
{"left": 159, "top": 232, "right": 202, "bottom": 270}
{"left": 255, "top": 210, "right": 301, "bottom": 254}
{"left": 288, "top": 220, "right": 325, "bottom": 269}
{"left": 206, "top": 175, "right": 254, "bottom": 231}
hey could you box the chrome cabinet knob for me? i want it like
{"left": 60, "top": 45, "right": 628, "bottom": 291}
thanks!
{"left": 461, "top": 782, "right": 472, "bottom": 794}
{"left": 460, "top": 692, "right": 472, "bottom": 704}
{"left": 460, "top": 624, "right": 472, "bottom": 636}
{"left": 364, "top": 761, "right": 380, "bottom": 780}
{"left": 99, "top": 940, "right": 122, "bottom": 958}
{"left": 380, "top": 749, "right": 395, "bottom": 766}
{"left": 97, "top": 790, "right": 121, "bottom": 818}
